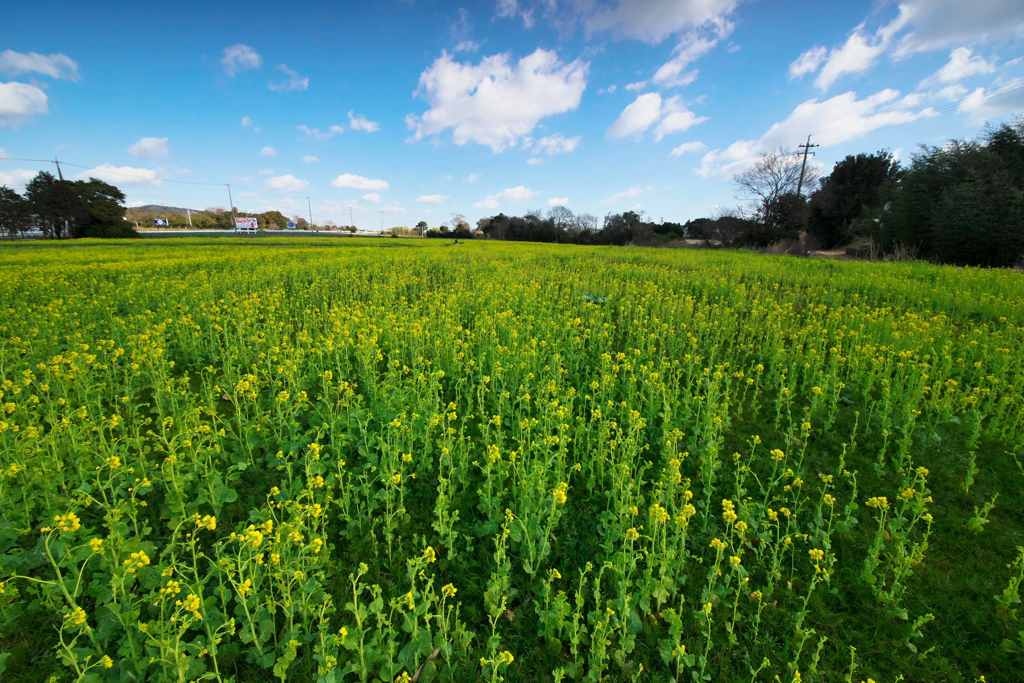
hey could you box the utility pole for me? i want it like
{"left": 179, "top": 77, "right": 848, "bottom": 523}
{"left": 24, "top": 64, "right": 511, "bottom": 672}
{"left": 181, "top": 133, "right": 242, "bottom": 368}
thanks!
{"left": 306, "top": 196, "right": 313, "bottom": 229}
{"left": 349, "top": 206, "right": 354, "bottom": 229}
{"left": 225, "top": 184, "right": 235, "bottom": 229}
{"left": 53, "top": 158, "right": 64, "bottom": 181}
{"left": 795, "top": 134, "right": 819, "bottom": 197}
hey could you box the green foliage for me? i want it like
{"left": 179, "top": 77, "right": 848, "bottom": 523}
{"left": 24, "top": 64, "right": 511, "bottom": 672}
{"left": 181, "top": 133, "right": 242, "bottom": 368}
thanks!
{"left": 809, "top": 151, "right": 902, "bottom": 248}
{"left": 881, "top": 119, "right": 1024, "bottom": 266}
{"left": 0, "top": 238, "right": 1023, "bottom": 681}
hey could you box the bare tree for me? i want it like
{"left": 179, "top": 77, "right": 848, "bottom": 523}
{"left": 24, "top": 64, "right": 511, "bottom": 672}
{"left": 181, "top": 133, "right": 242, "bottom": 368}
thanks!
{"left": 547, "top": 205, "right": 575, "bottom": 231}
{"left": 734, "top": 148, "right": 816, "bottom": 221}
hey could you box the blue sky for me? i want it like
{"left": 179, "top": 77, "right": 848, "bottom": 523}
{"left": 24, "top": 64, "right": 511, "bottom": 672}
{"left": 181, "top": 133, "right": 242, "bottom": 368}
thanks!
{"left": 2, "top": 0, "right": 1023, "bottom": 228}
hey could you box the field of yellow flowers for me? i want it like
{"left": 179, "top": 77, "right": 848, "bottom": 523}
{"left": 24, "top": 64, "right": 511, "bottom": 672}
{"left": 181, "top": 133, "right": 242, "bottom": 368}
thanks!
{"left": 1, "top": 237, "right": 1023, "bottom": 682}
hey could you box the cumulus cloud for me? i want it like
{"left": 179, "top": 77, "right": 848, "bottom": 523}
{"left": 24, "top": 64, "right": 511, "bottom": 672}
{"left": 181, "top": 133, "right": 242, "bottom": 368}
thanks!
{"left": 302, "top": 154, "right": 320, "bottom": 163}
{"left": 240, "top": 115, "right": 261, "bottom": 132}
{"left": 789, "top": 46, "right": 827, "bottom": 79}
{"left": 79, "top": 164, "right": 159, "bottom": 185}
{"left": 920, "top": 47, "right": 996, "bottom": 88}
{"left": 671, "top": 141, "right": 707, "bottom": 157}
{"left": 266, "top": 174, "right": 308, "bottom": 192}
{"left": 609, "top": 92, "right": 707, "bottom": 140}
{"left": 417, "top": 194, "right": 447, "bottom": 204}
{"left": 269, "top": 64, "right": 309, "bottom": 92}
{"left": 585, "top": 0, "right": 738, "bottom": 45}
{"left": 598, "top": 84, "right": 617, "bottom": 95}
{"left": 129, "top": 137, "right": 169, "bottom": 159}
{"left": 801, "top": 1, "right": 1023, "bottom": 90}
{"left": 527, "top": 133, "right": 581, "bottom": 155}
{"left": 362, "top": 192, "right": 381, "bottom": 203}
{"left": 890, "top": 0, "right": 1024, "bottom": 57}
{"left": 332, "top": 173, "right": 389, "bottom": 191}
{"left": 608, "top": 92, "right": 663, "bottom": 138}
{"left": 547, "top": 196, "right": 569, "bottom": 206}
{"left": 222, "top": 44, "right": 262, "bottom": 76}
{"left": 407, "top": 48, "right": 587, "bottom": 152}
{"left": 653, "top": 96, "right": 708, "bottom": 140}
{"left": 652, "top": 32, "right": 720, "bottom": 88}
{"left": 260, "top": 146, "right": 277, "bottom": 157}
{"left": 0, "top": 168, "right": 36, "bottom": 190}
{"left": 347, "top": 111, "right": 380, "bottom": 133}
{"left": 624, "top": 81, "right": 648, "bottom": 91}
{"left": 958, "top": 78, "right": 1024, "bottom": 123}
{"left": 0, "top": 81, "right": 47, "bottom": 126}
{"left": 527, "top": 157, "right": 543, "bottom": 165}
{"left": 699, "top": 88, "right": 937, "bottom": 177}
{"left": 474, "top": 185, "right": 534, "bottom": 209}
{"left": 0, "top": 50, "right": 79, "bottom": 80}
{"left": 297, "top": 123, "right": 344, "bottom": 140}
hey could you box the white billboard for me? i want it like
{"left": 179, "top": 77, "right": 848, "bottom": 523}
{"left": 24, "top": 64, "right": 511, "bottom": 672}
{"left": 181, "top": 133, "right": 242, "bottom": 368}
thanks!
{"left": 234, "top": 217, "right": 258, "bottom": 232}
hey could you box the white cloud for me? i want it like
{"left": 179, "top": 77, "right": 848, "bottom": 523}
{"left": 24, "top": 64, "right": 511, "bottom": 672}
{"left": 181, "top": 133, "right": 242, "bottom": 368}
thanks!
{"left": 920, "top": 47, "right": 996, "bottom": 87}
{"left": 604, "top": 186, "right": 648, "bottom": 204}
{"left": 671, "top": 141, "right": 707, "bottom": 157}
{"left": 128, "top": 137, "right": 169, "bottom": 159}
{"left": 362, "top": 192, "right": 381, "bottom": 203}
{"left": 266, "top": 174, "right": 308, "bottom": 192}
{"left": 0, "top": 168, "right": 36, "bottom": 190}
{"left": 347, "top": 111, "right": 380, "bottom": 133}
{"left": 465, "top": 172, "right": 480, "bottom": 183}
{"left": 789, "top": 46, "right": 827, "bottom": 79}
{"left": 653, "top": 96, "right": 708, "bottom": 140}
{"left": 529, "top": 133, "right": 581, "bottom": 155}
{"left": 269, "top": 64, "right": 309, "bottom": 92}
{"left": 455, "top": 40, "right": 480, "bottom": 53}
{"left": 933, "top": 83, "right": 968, "bottom": 101}
{"left": 495, "top": 0, "right": 535, "bottom": 29}
{"left": 814, "top": 22, "right": 901, "bottom": 91}
{"left": 598, "top": 84, "right": 617, "bottom": 95}
{"left": 302, "top": 154, "right": 320, "bottom": 163}
{"left": 608, "top": 92, "right": 662, "bottom": 138}
{"left": 609, "top": 92, "right": 706, "bottom": 140}
{"left": 958, "top": 78, "right": 1024, "bottom": 123}
{"left": 474, "top": 185, "right": 534, "bottom": 209}
{"left": 652, "top": 33, "right": 719, "bottom": 87}
{"left": 0, "top": 50, "right": 79, "bottom": 80}
{"left": 417, "top": 194, "right": 447, "bottom": 204}
{"left": 625, "top": 80, "right": 648, "bottom": 91}
{"left": 891, "top": 0, "right": 1024, "bottom": 57}
{"left": 297, "top": 123, "right": 344, "bottom": 140}
{"left": 222, "top": 44, "right": 262, "bottom": 76}
{"left": 0, "top": 82, "right": 47, "bottom": 126}
{"left": 585, "top": 0, "right": 739, "bottom": 45}
{"left": 699, "top": 88, "right": 937, "bottom": 177}
{"left": 408, "top": 48, "right": 587, "bottom": 152}
{"left": 332, "top": 173, "right": 390, "bottom": 191}
{"left": 527, "top": 157, "right": 544, "bottom": 165}
{"left": 547, "top": 196, "right": 569, "bottom": 206}
{"left": 79, "top": 164, "right": 159, "bottom": 185}
{"left": 241, "top": 115, "right": 254, "bottom": 128}
{"left": 810, "top": 1, "right": 1022, "bottom": 90}
{"left": 260, "top": 146, "right": 277, "bottom": 157}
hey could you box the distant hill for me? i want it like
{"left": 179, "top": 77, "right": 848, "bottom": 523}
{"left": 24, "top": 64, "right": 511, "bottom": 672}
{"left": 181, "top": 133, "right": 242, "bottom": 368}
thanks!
{"left": 128, "top": 205, "right": 201, "bottom": 216}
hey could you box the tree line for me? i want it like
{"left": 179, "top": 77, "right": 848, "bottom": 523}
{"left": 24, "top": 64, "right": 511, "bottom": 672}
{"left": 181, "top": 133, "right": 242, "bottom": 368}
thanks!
{"left": 460, "top": 119, "right": 1023, "bottom": 267}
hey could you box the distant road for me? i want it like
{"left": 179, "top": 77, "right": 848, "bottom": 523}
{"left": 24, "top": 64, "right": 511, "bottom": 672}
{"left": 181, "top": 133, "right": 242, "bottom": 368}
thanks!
{"left": 137, "top": 229, "right": 384, "bottom": 238}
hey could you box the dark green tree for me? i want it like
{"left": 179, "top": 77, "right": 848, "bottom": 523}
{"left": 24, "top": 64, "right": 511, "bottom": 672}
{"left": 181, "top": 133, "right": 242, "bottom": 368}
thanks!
{"left": 809, "top": 151, "right": 901, "bottom": 248}
{"left": 0, "top": 186, "right": 29, "bottom": 237}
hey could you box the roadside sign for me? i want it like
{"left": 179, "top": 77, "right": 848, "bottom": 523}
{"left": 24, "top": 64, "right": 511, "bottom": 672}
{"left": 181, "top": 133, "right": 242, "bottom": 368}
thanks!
{"left": 234, "top": 217, "right": 258, "bottom": 232}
